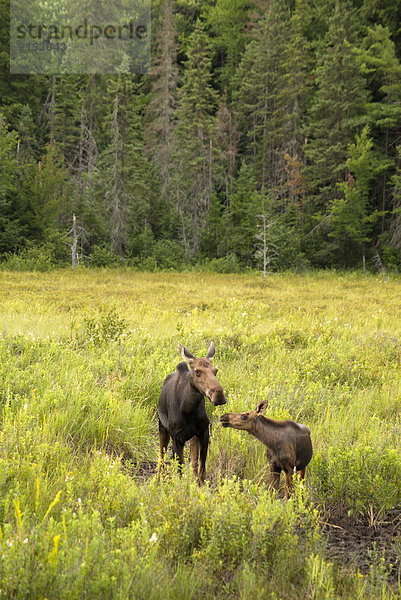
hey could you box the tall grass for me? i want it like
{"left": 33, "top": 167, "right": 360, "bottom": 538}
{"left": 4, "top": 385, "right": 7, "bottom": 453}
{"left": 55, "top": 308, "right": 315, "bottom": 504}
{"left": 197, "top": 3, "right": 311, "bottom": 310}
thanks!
{"left": 0, "top": 269, "right": 400, "bottom": 598}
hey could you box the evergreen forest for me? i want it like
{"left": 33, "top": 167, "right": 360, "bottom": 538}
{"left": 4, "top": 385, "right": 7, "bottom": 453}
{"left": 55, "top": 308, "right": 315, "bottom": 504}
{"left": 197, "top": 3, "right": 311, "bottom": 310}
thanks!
{"left": 2, "top": 0, "right": 401, "bottom": 271}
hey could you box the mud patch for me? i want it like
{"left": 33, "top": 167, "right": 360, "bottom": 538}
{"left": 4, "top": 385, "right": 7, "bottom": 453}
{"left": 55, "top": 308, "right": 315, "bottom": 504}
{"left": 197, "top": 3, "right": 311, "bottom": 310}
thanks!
{"left": 321, "top": 508, "right": 401, "bottom": 584}
{"left": 136, "top": 460, "right": 158, "bottom": 480}
{"left": 122, "top": 460, "right": 158, "bottom": 481}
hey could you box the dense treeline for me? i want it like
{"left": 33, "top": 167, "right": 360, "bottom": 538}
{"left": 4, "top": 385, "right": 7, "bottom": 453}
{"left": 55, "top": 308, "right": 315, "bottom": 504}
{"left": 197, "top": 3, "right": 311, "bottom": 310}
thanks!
{"left": 1, "top": 0, "right": 401, "bottom": 270}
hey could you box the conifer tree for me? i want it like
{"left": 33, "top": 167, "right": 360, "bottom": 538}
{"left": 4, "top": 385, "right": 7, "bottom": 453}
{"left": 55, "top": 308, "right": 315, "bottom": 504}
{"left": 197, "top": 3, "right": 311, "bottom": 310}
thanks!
{"left": 360, "top": 24, "right": 401, "bottom": 231}
{"left": 0, "top": 115, "right": 20, "bottom": 252}
{"left": 304, "top": 2, "right": 368, "bottom": 209}
{"left": 302, "top": 2, "right": 369, "bottom": 264}
{"left": 233, "top": 0, "right": 291, "bottom": 193}
{"left": 214, "top": 99, "right": 239, "bottom": 206}
{"left": 222, "top": 162, "right": 263, "bottom": 264}
{"left": 280, "top": 0, "right": 312, "bottom": 162}
{"left": 95, "top": 76, "right": 152, "bottom": 257}
{"left": 205, "top": 0, "right": 251, "bottom": 86}
{"left": 388, "top": 147, "right": 401, "bottom": 256}
{"left": 329, "top": 126, "right": 386, "bottom": 265}
{"left": 172, "top": 20, "right": 217, "bottom": 256}
{"left": 147, "top": 0, "right": 178, "bottom": 200}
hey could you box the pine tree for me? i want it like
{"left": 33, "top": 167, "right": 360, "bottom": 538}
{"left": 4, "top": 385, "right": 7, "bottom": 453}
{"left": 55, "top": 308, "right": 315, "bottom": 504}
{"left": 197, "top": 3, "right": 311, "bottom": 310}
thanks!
{"left": 233, "top": 0, "right": 292, "bottom": 193}
{"left": 147, "top": 0, "right": 179, "bottom": 200}
{"left": 329, "top": 126, "right": 386, "bottom": 265}
{"left": 171, "top": 20, "right": 217, "bottom": 257}
{"left": 94, "top": 76, "right": 152, "bottom": 257}
{"left": 304, "top": 2, "right": 368, "bottom": 208}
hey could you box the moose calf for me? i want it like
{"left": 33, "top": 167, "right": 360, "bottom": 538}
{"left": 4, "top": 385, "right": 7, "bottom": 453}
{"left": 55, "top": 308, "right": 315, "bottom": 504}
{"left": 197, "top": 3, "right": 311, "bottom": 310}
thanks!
{"left": 220, "top": 400, "right": 312, "bottom": 497}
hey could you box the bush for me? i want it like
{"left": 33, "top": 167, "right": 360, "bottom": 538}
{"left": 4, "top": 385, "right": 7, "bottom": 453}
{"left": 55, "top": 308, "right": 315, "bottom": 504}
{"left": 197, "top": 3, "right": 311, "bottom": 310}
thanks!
{"left": 0, "top": 244, "right": 55, "bottom": 272}
{"left": 89, "top": 245, "right": 121, "bottom": 267}
{"left": 200, "top": 254, "right": 242, "bottom": 274}
{"left": 80, "top": 307, "right": 128, "bottom": 345}
{"left": 151, "top": 240, "right": 184, "bottom": 270}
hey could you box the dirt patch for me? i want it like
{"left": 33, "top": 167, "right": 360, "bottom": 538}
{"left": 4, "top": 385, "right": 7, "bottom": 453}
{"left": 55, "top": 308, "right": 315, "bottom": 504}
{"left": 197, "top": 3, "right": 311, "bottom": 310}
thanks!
{"left": 121, "top": 459, "right": 158, "bottom": 481}
{"left": 135, "top": 460, "right": 158, "bottom": 480}
{"left": 321, "top": 508, "right": 401, "bottom": 584}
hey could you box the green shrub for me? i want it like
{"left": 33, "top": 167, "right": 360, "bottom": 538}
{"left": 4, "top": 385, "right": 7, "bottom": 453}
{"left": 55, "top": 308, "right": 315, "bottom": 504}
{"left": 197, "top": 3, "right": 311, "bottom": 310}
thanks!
{"left": 200, "top": 254, "right": 242, "bottom": 273}
{"left": 80, "top": 307, "right": 128, "bottom": 345}
{"left": 312, "top": 443, "right": 401, "bottom": 514}
{"left": 0, "top": 245, "right": 55, "bottom": 272}
{"left": 89, "top": 245, "right": 121, "bottom": 267}
{"left": 151, "top": 240, "right": 184, "bottom": 270}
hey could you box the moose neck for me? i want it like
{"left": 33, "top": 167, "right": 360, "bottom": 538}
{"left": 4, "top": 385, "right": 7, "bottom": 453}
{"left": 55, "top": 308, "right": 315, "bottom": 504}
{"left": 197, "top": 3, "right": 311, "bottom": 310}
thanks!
{"left": 249, "top": 416, "right": 275, "bottom": 449}
{"left": 188, "top": 375, "right": 205, "bottom": 397}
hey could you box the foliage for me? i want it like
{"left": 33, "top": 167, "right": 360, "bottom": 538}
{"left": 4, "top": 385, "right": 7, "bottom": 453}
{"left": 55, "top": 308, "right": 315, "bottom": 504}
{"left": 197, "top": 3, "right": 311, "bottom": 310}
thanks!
{"left": 80, "top": 307, "right": 128, "bottom": 345}
{"left": 0, "top": 271, "right": 400, "bottom": 597}
{"left": 0, "top": 244, "right": 56, "bottom": 271}
{"left": 2, "top": 2, "right": 401, "bottom": 269}
{"left": 0, "top": 270, "right": 400, "bottom": 598}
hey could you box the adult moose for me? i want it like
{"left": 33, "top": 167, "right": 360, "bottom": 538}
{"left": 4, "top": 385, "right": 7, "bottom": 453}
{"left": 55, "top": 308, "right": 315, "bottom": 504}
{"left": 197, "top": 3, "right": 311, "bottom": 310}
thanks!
{"left": 158, "top": 341, "right": 227, "bottom": 483}
{"left": 220, "top": 400, "right": 312, "bottom": 498}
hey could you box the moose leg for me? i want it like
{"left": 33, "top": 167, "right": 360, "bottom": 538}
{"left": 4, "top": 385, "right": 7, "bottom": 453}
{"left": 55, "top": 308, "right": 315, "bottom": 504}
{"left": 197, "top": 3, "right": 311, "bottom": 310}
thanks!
{"left": 269, "top": 464, "right": 281, "bottom": 493}
{"left": 157, "top": 420, "right": 170, "bottom": 477}
{"left": 298, "top": 468, "right": 306, "bottom": 480}
{"left": 189, "top": 437, "right": 200, "bottom": 478}
{"left": 197, "top": 429, "right": 209, "bottom": 485}
{"left": 172, "top": 439, "right": 185, "bottom": 473}
{"left": 284, "top": 470, "right": 293, "bottom": 499}
{"left": 158, "top": 420, "right": 170, "bottom": 460}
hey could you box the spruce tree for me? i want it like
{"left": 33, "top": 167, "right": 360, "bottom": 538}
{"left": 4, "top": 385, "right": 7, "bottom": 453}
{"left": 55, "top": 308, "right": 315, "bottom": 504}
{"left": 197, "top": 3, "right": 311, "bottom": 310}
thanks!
{"left": 94, "top": 76, "right": 152, "bottom": 257}
{"left": 214, "top": 99, "right": 239, "bottom": 207}
{"left": 329, "top": 126, "right": 386, "bottom": 265}
{"left": 0, "top": 115, "right": 20, "bottom": 252}
{"left": 360, "top": 24, "right": 401, "bottom": 232}
{"left": 147, "top": 0, "right": 178, "bottom": 200}
{"left": 303, "top": 2, "right": 369, "bottom": 264}
{"left": 171, "top": 20, "right": 217, "bottom": 257}
{"left": 233, "top": 0, "right": 291, "bottom": 193}
{"left": 304, "top": 2, "right": 368, "bottom": 207}
{"left": 222, "top": 161, "right": 263, "bottom": 264}
{"left": 205, "top": 0, "right": 251, "bottom": 86}
{"left": 388, "top": 147, "right": 401, "bottom": 258}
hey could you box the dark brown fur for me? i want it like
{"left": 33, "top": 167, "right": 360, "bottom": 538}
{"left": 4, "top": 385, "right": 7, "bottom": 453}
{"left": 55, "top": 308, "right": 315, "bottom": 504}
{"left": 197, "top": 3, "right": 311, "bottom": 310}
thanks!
{"left": 158, "top": 342, "right": 226, "bottom": 483}
{"left": 220, "top": 400, "right": 312, "bottom": 497}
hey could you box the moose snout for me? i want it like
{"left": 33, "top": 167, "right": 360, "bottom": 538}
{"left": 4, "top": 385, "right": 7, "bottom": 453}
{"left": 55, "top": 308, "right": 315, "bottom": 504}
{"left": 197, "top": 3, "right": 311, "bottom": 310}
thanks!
{"left": 209, "top": 388, "right": 227, "bottom": 406}
{"left": 220, "top": 414, "right": 230, "bottom": 426}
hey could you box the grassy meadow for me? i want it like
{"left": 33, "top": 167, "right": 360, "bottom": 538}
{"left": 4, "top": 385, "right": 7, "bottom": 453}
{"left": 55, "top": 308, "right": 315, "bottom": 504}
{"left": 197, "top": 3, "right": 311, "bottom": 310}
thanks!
{"left": 0, "top": 269, "right": 400, "bottom": 599}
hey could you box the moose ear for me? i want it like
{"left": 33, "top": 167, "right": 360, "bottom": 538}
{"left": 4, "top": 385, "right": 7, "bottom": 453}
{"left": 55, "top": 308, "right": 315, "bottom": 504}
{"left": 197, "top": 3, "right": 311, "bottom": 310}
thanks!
{"left": 205, "top": 341, "right": 216, "bottom": 360}
{"left": 255, "top": 400, "right": 268, "bottom": 414}
{"left": 178, "top": 343, "right": 195, "bottom": 362}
